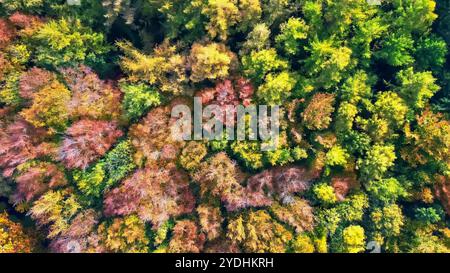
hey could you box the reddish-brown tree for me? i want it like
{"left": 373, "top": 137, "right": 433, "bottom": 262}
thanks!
{"left": 60, "top": 65, "right": 122, "bottom": 121}
{"left": 0, "top": 18, "right": 15, "bottom": 49}
{"left": 168, "top": 220, "right": 206, "bottom": 253}
{"left": 434, "top": 175, "right": 450, "bottom": 216}
{"left": 13, "top": 161, "right": 67, "bottom": 204}
{"left": 19, "top": 67, "right": 56, "bottom": 100}
{"left": 59, "top": 120, "right": 123, "bottom": 170}
{"left": 0, "top": 119, "right": 50, "bottom": 177}
{"left": 104, "top": 165, "right": 195, "bottom": 229}
{"left": 331, "top": 171, "right": 360, "bottom": 201}
{"left": 129, "top": 103, "right": 186, "bottom": 168}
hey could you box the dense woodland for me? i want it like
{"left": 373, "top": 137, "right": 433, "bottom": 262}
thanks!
{"left": 0, "top": 0, "right": 449, "bottom": 253}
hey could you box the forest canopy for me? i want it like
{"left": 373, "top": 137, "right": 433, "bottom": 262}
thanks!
{"left": 0, "top": 0, "right": 449, "bottom": 253}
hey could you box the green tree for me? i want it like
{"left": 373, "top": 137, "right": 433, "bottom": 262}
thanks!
{"left": 33, "top": 18, "right": 109, "bottom": 69}
{"left": 396, "top": 67, "right": 440, "bottom": 109}
{"left": 275, "top": 17, "right": 309, "bottom": 56}
{"left": 358, "top": 145, "right": 396, "bottom": 181}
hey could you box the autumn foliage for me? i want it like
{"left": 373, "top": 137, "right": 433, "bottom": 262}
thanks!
{"left": 0, "top": 0, "right": 449, "bottom": 254}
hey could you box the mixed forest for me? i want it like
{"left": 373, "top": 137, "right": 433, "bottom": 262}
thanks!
{"left": 0, "top": 0, "right": 450, "bottom": 253}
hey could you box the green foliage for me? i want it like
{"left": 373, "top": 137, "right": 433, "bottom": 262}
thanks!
{"left": 414, "top": 207, "right": 444, "bottom": 225}
{"left": 358, "top": 145, "right": 397, "bottom": 181}
{"left": 291, "top": 233, "right": 315, "bottom": 253}
{"left": 0, "top": 71, "right": 21, "bottom": 106}
{"left": 376, "top": 33, "right": 414, "bottom": 67}
{"left": 415, "top": 35, "right": 448, "bottom": 70}
{"left": 304, "top": 40, "right": 352, "bottom": 89}
{"left": 242, "top": 49, "right": 288, "bottom": 83}
{"left": 366, "top": 178, "right": 408, "bottom": 205}
{"left": 396, "top": 67, "right": 440, "bottom": 109}
{"left": 121, "top": 83, "right": 161, "bottom": 121}
{"left": 325, "top": 145, "right": 349, "bottom": 168}
{"left": 275, "top": 17, "right": 309, "bottom": 56}
{"left": 257, "top": 71, "right": 296, "bottom": 105}
{"left": 313, "top": 183, "right": 337, "bottom": 205}
{"left": 73, "top": 163, "right": 106, "bottom": 199}
{"left": 371, "top": 204, "right": 404, "bottom": 239}
{"left": 102, "top": 140, "right": 137, "bottom": 188}
{"left": 1, "top": 0, "right": 449, "bottom": 254}
{"left": 74, "top": 140, "right": 136, "bottom": 199}
{"left": 33, "top": 18, "right": 109, "bottom": 69}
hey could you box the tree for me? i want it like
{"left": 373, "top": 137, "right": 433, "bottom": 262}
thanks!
{"left": 33, "top": 18, "right": 109, "bottom": 68}
{"left": 49, "top": 209, "right": 102, "bottom": 253}
{"left": 98, "top": 215, "right": 149, "bottom": 253}
{"left": 0, "top": 212, "right": 33, "bottom": 253}
{"left": 73, "top": 163, "right": 106, "bottom": 199}
{"left": 304, "top": 40, "right": 352, "bottom": 89}
{"left": 275, "top": 17, "right": 309, "bottom": 56}
{"left": 342, "top": 225, "right": 366, "bottom": 253}
{"left": 373, "top": 91, "right": 409, "bottom": 130}
{"left": 415, "top": 35, "right": 448, "bottom": 71}
{"left": 59, "top": 120, "right": 123, "bottom": 170}
{"left": 271, "top": 198, "right": 315, "bottom": 234}
{"left": 18, "top": 67, "right": 55, "bottom": 100}
{"left": 336, "top": 192, "right": 369, "bottom": 223}
{"left": 189, "top": 42, "right": 236, "bottom": 83}
{"left": 129, "top": 103, "right": 186, "bottom": 168}
{"left": 291, "top": 233, "right": 314, "bottom": 253}
{"left": 331, "top": 171, "right": 360, "bottom": 201}
{"left": 118, "top": 40, "right": 188, "bottom": 95}
{"left": 302, "top": 93, "right": 335, "bottom": 130}
{"left": 257, "top": 71, "right": 296, "bottom": 105}
{"left": 366, "top": 178, "right": 408, "bottom": 205}
{"left": 13, "top": 161, "right": 67, "bottom": 204}
{"left": 197, "top": 205, "right": 223, "bottom": 241}
{"left": 1, "top": 72, "right": 23, "bottom": 107}
{"left": 370, "top": 204, "right": 404, "bottom": 246}
{"left": 103, "top": 166, "right": 195, "bottom": 228}
{"left": 313, "top": 183, "right": 338, "bottom": 205}
{"left": 168, "top": 220, "right": 205, "bottom": 253}
{"left": 414, "top": 207, "right": 444, "bottom": 225}
{"left": 61, "top": 65, "right": 122, "bottom": 121}
{"left": 101, "top": 140, "right": 137, "bottom": 189}
{"left": 375, "top": 33, "right": 414, "bottom": 67}
{"left": 325, "top": 145, "right": 350, "bottom": 170}
{"left": 0, "top": 18, "right": 15, "bottom": 49}
{"left": 0, "top": 119, "right": 52, "bottom": 177}
{"left": 227, "top": 210, "right": 293, "bottom": 253}
{"left": 20, "top": 80, "right": 71, "bottom": 132}
{"left": 29, "top": 189, "right": 81, "bottom": 238}
{"left": 193, "top": 152, "right": 243, "bottom": 199}
{"left": 403, "top": 109, "right": 450, "bottom": 165}
{"left": 389, "top": 0, "right": 438, "bottom": 34}
{"left": 179, "top": 141, "right": 208, "bottom": 171}
{"left": 240, "top": 23, "right": 270, "bottom": 55}
{"left": 357, "top": 144, "right": 397, "bottom": 181}
{"left": 120, "top": 83, "right": 161, "bottom": 122}
{"left": 201, "top": 0, "right": 239, "bottom": 41}
{"left": 396, "top": 67, "right": 440, "bottom": 109}
{"left": 242, "top": 48, "right": 288, "bottom": 83}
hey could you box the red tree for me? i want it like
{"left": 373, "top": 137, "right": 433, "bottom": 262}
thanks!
{"left": 19, "top": 67, "right": 56, "bottom": 100}
{"left": 59, "top": 120, "right": 123, "bottom": 170}
{"left": 104, "top": 165, "right": 195, "bottom": 229}
{"left": 0, "top": 119, "right": 50, "bottom": 177}
{"left": 13, "top": 162, "right": 67, "bottom": 204}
